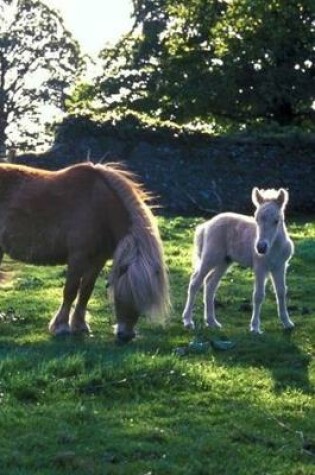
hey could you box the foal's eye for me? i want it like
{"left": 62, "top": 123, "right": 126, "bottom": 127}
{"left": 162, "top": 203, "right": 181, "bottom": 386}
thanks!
{"left": 274, "top": 219, "right": 279, "bottom": 225}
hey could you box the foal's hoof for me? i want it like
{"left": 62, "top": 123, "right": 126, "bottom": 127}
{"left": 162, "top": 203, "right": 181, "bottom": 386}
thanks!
{"left": 183, "top": 321, "right": 195, "bottom": 331}
{"left": 283, "top": 323, "right": 295, "bottom": 333}
{"left": 250, "top": 327, "right": 264, "bottom": 335}
{"left": 206, "top": 319, "right": 222, "bottom": 329}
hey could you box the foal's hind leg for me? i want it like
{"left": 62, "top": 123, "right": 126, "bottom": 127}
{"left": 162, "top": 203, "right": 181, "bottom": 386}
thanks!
{"left": 70, "top": 259, "right": 105, "bottom": 334}
{"left": 49, "top": 262, "right": 83, "bottom": 336}
{"left": 204, "top": 263, "right": 229, "bottom": 328}
{"left": 182, "top": 262, "right": 211, "bottom": 330}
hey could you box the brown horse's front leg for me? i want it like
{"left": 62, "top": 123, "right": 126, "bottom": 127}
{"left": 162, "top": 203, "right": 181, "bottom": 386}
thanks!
{"left": 70, "top": 259, "right": 105, "bottom": 334}
{"left": 49, "top": 266, "right": 81, "bottom": 336}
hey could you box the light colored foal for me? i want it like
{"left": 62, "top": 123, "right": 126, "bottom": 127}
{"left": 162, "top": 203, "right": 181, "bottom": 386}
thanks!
{"left": 182, "top": 188, "right": 295, "bottom": 334}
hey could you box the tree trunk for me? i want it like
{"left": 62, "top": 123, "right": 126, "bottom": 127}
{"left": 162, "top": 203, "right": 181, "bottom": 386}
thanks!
{"left": 0, "top": 115, "right": 7, "bottom": 158}
{"left": 272, "top": 100, "right": 295, "bottom": 126}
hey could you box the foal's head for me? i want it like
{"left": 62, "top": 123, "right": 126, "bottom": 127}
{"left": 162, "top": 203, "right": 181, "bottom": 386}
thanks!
{"left": 252, "top": 188, "right": 288, "bottom": 255}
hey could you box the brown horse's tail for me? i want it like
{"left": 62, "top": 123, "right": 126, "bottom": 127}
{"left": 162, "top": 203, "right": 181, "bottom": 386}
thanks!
{"left": 98, "top": 164, "right": 170, "bottom": 322}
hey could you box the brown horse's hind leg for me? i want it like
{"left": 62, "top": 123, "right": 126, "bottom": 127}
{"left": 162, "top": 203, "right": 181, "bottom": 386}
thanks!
{"left": 70, "top": 259, "right": 105, "bottom": 334}
{"left": 49, "top": 264, "right": 82, "bottom": 336}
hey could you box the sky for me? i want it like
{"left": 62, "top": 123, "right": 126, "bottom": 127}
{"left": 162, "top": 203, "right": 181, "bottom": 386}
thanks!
{"left": 45, "top": 0, "right": 134, "bottom": 56}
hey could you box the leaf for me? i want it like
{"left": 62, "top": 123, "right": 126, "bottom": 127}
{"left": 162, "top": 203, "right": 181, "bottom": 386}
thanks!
{"left": 210, "top": 339, "right": 236, "bottom": 351}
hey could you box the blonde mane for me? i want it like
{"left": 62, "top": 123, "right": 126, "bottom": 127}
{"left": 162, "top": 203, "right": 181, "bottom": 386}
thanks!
{"left": 96, "top": 163, "right": 170, "bottom": 321}
{"left": 97, "top": 163, "right": 157, "bottom": 230}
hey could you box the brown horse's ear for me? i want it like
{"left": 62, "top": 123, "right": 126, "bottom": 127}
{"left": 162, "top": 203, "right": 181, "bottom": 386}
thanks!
{"left": 276, "top": 188, "right": 289, "bottom": 208}
{"left": 252, "top": 187, "right": 264, "bottom": 207}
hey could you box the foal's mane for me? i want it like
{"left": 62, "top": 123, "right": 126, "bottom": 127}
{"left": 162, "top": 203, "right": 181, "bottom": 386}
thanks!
{"left": 257, "top": 189, "right": 281, "bottom": 202}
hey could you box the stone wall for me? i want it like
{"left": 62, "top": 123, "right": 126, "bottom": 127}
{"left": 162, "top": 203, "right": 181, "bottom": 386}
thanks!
{"left": 13, "top": 117, "right": 315, "bottom": 216}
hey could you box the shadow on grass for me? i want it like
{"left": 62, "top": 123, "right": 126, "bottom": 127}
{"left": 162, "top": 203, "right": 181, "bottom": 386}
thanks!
{"left": 217, "top": 330, "right": 313, "bottom": 395}
{"left": 0, "top": 290, "right": 312, "bottom": 402}
{"left": 169, "top": 266, "right": 314, "bottom": 397}
{"left": 0, "top": 256, "right": 313, "bottom": 401}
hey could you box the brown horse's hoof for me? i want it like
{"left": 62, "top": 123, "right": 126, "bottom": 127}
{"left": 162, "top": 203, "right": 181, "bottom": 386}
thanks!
{"left": 50, "top": 324, "right": 71, "bottom": 336}
{"left": 70, "top": 323, "right": 91, "bottom": 335}
{"left": 115, "top": 331, "right": 136, "bottom": 345}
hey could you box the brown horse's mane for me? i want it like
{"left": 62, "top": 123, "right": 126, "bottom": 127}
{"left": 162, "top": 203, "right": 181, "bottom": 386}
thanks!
{"left": 95, "top": 162, "right": 170, "bottom": 320}
{"left": 96, "top": 162, "right": 159, "bottom": 234}
{"left": 101, "top": 162, "right": 153, "bottom": 203}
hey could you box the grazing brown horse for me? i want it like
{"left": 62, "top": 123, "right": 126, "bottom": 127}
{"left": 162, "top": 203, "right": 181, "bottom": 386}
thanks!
{"left": 0, "top": 162, "right": 169, "bottom": 342}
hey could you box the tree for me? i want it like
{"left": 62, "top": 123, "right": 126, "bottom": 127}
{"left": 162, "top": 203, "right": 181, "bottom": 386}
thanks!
{"left": 208, "top": 0, "right": 315, "bottom": 126}
{"left": 97, "top": 0, "right": 172, "bottom": 116}
{"left": 0, "top": 0, "right": 83, "bottom": 154}
{"left": 97, "top": 0, "right": 315, "bottom": 128}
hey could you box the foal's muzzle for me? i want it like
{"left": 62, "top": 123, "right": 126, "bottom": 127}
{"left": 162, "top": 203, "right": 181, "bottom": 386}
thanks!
{"left": 256, "top": 241, "right": 268, "bottom": 255}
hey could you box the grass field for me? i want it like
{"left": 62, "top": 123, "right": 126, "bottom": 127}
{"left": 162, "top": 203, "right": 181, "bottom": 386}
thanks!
{"left": 0, "top": 216, "right": 314, "bottom": 474}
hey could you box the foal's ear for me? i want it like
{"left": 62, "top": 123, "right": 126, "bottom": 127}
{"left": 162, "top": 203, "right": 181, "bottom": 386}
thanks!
{"left": 276, "top": 188, "right": 289, "bottom": 208}
{"left": 252, "top": 187, "right": 264, "bottom": 207}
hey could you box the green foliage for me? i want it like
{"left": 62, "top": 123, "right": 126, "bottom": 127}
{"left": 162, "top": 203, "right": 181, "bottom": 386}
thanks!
{"left": 0, "top": 217, "right": 314, "bottom": 474}
{"left": 55, "top": 110, "right": 222, "bottom": 151}
{"left": 95, "top": 0, "right": 314, "bottom": 130}
{"left": 65, "top": 83, "right": 97, "bottom": 116}
{"left": 0, "top": 0, "right": 83, "bottom": 152}
{"left": 210, "top": 0, "right": 315, "bottom": 126}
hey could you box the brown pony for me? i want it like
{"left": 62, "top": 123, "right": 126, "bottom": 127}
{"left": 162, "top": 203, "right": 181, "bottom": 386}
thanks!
{"left": 0, "top": 162, "right": 169, "bottom": 342}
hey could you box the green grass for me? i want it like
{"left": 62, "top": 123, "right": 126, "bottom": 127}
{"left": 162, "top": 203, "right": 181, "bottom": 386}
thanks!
{"left": 0, "top": 216, "right": 314, "bottom": 474}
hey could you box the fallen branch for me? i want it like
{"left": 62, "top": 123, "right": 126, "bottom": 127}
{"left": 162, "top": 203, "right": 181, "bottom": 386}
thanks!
{"left": 176, "top": 179, "right": 223, "bottom": 215}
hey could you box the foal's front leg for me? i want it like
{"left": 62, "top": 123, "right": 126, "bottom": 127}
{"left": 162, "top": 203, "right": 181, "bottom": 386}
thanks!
{"left": 271, "top": 265, "right": 294, "bottom": 330}
{"left": 250, "top": 268, "right": 267, "bottom": 334}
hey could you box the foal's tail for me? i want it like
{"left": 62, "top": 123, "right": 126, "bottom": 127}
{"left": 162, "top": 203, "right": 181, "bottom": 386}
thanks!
{"left": 193, "top": 223, "right": 205, "bottom": 268}
{"left": 100, "top": 165, "right": 170, "bottom": 322}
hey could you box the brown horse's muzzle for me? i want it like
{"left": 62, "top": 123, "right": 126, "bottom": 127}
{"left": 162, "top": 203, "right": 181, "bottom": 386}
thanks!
{"left": 115, "top": 329, "right": 136, "bottom": 345}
